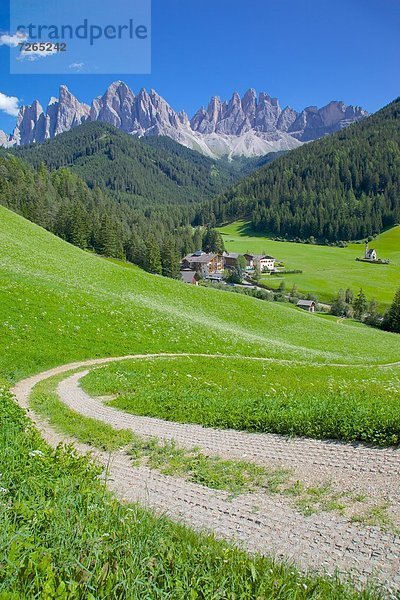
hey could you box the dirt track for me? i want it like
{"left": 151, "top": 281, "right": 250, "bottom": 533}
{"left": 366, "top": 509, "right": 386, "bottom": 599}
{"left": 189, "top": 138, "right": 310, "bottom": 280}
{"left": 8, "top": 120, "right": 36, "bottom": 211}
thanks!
{"left": 11, "top": 354, "right": 400, "bottom": 593}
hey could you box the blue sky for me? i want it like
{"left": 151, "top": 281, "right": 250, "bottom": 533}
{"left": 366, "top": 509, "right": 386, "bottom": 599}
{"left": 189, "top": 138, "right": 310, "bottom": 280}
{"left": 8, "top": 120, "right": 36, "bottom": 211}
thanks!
{"left": 0, "top": 0, "right": 399, "bottom": 133}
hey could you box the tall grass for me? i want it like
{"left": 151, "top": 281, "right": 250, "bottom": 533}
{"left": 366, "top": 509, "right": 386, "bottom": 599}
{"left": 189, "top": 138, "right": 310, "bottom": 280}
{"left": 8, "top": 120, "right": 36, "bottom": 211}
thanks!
{"left": 82, "top": 356, "right": 400, "bottom": 446}
{"left": 1, "top": 386, "right": 376, "bottom": 598}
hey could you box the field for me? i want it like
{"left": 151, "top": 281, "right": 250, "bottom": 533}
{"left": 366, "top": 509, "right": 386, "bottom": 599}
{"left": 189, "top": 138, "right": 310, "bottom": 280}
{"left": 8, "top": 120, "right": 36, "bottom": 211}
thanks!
{"left": 218, "top": 221, "right": 400, "bottom": 307}
{"left": 81, "top": 355, "right": 400, "bottom": 446}
{"left": 1, "top": 204, "right": 400, "bottom": 596}
{"left": 2, "top": 206, "right": 400, "bottom": 386}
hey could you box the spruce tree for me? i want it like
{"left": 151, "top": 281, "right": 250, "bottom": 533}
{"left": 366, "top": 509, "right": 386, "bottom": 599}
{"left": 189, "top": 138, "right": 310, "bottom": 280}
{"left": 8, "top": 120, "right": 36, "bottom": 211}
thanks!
{"left": 203, "top": 228, "right": 225, "bottom": 254}
{"left": 383, "top": 288, "right": 400, "bottom": 333}
{"left": 144, "top": 236, "right": 162, "bottom": 275}
{"left": 353, "top": 288, "right": 368, "bottom": 321}
{"left": 162, "top": 238, "right": 181, "bottom": 279}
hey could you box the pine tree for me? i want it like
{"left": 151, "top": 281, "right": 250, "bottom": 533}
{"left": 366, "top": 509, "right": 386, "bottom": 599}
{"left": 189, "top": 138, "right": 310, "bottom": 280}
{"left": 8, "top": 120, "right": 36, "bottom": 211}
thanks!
{"left": 382, "top": 288, "right": 400, "bottom": 333}
{"left": 70, "top": 202, "right": 89, "bottom": 249}
{"left": 125, "top": 231, "right": 146, "bottom": 268}
{"left": 96, "top": 215, "right": 118, "bottom": 257}
{"left": 192, "top": 227, "right": 203, "bottom": 252}
{"left": 353, "top": 288, "right": 368, "bottom": 320}
{"left": 203, "top": 228, "right": 225, "bottom": 254}
{"left": 144, "top": 235, "right": 162, "bottom": 275}
{"left": 162, "top": 238, "right": 181, "bottom": 279}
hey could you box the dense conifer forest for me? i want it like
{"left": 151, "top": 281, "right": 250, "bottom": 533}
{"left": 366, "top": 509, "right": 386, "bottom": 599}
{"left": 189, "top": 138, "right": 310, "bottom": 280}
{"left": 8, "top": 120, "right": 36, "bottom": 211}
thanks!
{"left": 196, "top": 99, "right": 400, "bottom": 242}
{"left": 0, "top": 151, "right": 223, "bottom": 277}
{"left": 11, "top": 122, "right": 273, "bottom": 209}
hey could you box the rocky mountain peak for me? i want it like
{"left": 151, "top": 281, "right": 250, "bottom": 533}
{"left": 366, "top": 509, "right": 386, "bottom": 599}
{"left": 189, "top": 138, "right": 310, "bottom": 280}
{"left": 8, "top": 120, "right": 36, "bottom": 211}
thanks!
{"left": 2, "top": 82, "right": 369, "bottom": 158}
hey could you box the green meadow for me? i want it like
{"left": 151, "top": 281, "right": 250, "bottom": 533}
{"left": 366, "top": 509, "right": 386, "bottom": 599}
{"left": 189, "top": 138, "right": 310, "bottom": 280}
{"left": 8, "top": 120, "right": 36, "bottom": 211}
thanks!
{"left": 218, "top": 221, "right": 400, "bottom": 306}
{"left": 2, "top": 205, "right": 400, "bottom": 384}
{"left": 82, "top": 355, "right": 400, "bottom": 446}
{"left": 1, "top": 204, "right": 400, "bottom": 596}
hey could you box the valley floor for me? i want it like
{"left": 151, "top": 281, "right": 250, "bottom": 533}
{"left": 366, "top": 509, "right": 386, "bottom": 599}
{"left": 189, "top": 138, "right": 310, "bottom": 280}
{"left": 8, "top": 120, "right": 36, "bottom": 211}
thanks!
{"left": 218, "top": 221, "right": 400, "bottom": 307}
{"left": 13, "top": 353, "right": 400, "bottom": 594}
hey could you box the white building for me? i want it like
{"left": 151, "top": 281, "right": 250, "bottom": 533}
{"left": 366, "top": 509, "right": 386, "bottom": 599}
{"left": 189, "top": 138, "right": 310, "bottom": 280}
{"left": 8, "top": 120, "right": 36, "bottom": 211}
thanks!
{"left": 244, "top": 253, "right": 276, "bottom": 272}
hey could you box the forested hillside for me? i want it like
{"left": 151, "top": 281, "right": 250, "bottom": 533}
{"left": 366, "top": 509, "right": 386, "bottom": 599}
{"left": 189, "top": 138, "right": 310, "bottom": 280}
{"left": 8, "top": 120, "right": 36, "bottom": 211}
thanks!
{"left": 197, "top": 99, "right": 400, "bottom": 241}
{"left": 0, "top": 122, "right": 280, "bottom": 277}
{"left": 11, "top": 122, "right": 272, "bottom": 209}
{"left": 0, "top": 152, "right": 224, "bottom": 276}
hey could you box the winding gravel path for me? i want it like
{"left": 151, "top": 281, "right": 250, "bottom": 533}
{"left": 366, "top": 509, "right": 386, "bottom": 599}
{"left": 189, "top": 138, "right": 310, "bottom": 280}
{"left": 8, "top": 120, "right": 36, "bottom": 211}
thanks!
{"left": 11, "top": 354, "right": 400, "bottom": 593}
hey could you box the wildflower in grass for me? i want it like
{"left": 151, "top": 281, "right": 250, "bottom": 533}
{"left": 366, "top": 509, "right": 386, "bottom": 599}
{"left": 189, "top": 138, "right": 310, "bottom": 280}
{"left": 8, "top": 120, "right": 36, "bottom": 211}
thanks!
{"left": 29, "top": 449, "right": 44, "bottom": 457}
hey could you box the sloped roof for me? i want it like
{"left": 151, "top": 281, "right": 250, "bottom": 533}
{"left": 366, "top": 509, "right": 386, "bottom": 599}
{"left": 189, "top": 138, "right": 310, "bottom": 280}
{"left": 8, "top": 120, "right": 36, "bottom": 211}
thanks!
{"left": 297, "top": 299, "right": 316, "bottom": 307}
{"left": 180, "top": 270, "right": 196, "bottom": 283}
{"left": 183, "top": 253, "right": 217, "bottom": 264}
{"left": 245, "top": 254, "right": 275, "bottom": 260}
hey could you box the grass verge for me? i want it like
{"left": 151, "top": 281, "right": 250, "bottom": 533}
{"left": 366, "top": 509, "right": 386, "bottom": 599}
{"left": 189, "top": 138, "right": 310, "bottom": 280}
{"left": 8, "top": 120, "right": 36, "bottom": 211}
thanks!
{"left": 30, "top": 372, "right": 392, "bottom": 525}
{"left": 81, "top": 356, "right": 400, "bottom": 446}
{"left": 30, "top": 371, "right": 134, "bottom": 451}
{"left": 1, "top": 384, "right": 379, "bottom": 598}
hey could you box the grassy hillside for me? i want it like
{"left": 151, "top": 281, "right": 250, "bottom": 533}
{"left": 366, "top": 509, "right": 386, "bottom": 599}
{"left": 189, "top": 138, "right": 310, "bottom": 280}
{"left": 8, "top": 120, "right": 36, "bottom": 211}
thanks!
{"left": 203, "top": 98, "right": 400, "bottom": 242}
{"left": 219, "top": 221, "right": 400, "bottom": 306}
{"left": 2, "top": 205, "right": 400, "bottom": 384}
{"left": 1, "top": 205, "right": 399, "bottom": 596}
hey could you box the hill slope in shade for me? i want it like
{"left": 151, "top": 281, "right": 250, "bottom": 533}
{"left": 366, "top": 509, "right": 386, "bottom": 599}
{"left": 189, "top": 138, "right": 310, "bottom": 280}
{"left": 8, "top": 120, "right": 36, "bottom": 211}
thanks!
{"left": 1, "top": 204, "right": 400, "bottom": 383}
{"left": 9, "top": 122, "right": 270, "bottom": 209}
{"left": 204, "top": 98, "right": 400, "bottom": 242}
{"left": 218, "top": 221, "right": 400, "bottom": 306}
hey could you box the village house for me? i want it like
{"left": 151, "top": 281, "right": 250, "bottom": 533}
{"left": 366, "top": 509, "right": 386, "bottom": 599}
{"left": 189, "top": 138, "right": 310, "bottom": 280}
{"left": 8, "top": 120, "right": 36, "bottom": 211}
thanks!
{"left": 243, "top": 253, "right": 276, "bottom": 272}
{"left": 222, "top": 251, "right": 241, "bottom": 269}
{"left": 296, "top": 299, "right": 316, "bottom": 313}
{"left": 180, "top": 269, "right": 198, "bottom": 285}
{"left": 181, "top": 251, "right": 224, "bottom": 277}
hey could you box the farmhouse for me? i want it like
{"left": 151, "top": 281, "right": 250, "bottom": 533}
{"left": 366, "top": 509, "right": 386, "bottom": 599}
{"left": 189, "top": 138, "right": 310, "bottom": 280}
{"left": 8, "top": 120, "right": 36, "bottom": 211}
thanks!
{"left": 244, "top": 253, "right": 276, "bottom": 272}
{"left": 180, "top": 269, "right": 198, "bottom": 285}
{"left": 181, "top": 251, "right": 224, "bottom": 277}
{"left": 297, "top": 299, "right": 316, "bottom": 313}
{"left": 222, "top": 251, "right": 241, "bottom": 269}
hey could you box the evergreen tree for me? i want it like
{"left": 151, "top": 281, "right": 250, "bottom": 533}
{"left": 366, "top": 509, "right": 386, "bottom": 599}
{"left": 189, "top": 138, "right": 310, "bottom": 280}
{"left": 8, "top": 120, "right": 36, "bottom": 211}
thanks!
{"left": 203, "top": 228, "right": 225, "bottom": 254}
{"left": 289, "top": 284, "right": 299, "bottom": 303}
{"left": 125, "top": 231, "right": 146, "bottom": 268}
{"left": 192, "top": 227, "right": 203, "bottom": 252}
{"left": 382, "top": 288, "right": 400, "bottom": 333}
{"left": 353, "top": 288, "right": 368, "bottom": 320}
{"left": 162, "top": 238, "right": 181, "bottom": 279}
{"left": 69, "top": 202, "right": 89, "bottom": 249}
{"left": 96, "top": 214, "right": 118, "bottom": 257}
{"left": 345, "top": 288, "right": 354, "bottom": 305}
{"left": 144, "top": 235, "right": 162, "bottom": 275}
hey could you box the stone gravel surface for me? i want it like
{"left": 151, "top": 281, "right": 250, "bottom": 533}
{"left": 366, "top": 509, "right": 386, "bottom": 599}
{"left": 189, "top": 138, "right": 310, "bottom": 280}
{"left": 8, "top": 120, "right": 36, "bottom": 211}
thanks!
{"left": 11, "top": 354, "right": 400, "bottom": 594}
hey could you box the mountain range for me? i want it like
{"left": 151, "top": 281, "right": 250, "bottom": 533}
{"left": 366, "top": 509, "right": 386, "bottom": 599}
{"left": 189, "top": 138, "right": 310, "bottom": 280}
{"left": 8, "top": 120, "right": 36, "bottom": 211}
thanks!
{"left": 0, "top": 82, "right": 368, "bottom": 158}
